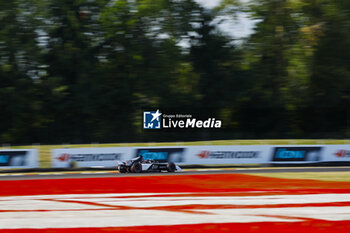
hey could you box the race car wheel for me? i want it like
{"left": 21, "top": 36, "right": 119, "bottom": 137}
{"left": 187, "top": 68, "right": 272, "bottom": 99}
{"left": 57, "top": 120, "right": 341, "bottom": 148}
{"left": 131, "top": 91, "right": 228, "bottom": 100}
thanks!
{"left": 118, "top": 165, "right": 127, "bottom": 173}
{"left": 131, "top": 162, "right": 142, "bottom": 173}
{"left": 167, "top": 162, "right": 176, "bottom": 172}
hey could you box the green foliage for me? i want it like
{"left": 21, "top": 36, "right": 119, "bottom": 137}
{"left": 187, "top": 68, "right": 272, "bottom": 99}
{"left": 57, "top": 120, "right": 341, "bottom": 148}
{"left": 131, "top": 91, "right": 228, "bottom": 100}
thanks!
{"left": 0, "top": 0, "right": 349, "bottom": 144}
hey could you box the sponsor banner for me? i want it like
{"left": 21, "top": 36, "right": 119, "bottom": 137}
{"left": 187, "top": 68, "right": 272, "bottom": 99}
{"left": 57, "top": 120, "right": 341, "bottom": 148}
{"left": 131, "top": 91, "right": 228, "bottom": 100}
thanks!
{"left": 184, "top": 145, "right": 270, "bottom": 164}
{"left": 271, "top": 146, "right": 323, "bottom": 163}
{"left": 135, "top": 147, "right": 185, "bottom": 163}
{"left": 322, "top": 145, "right": 350, "bottom": 162}
{"left": 52, "top": 147, "right": 134, "bottom": 168}
{"left": 0, "top": 149, "right": 38, "bottom": 168}
{"left": 51, "top": 146, "right": 269, "bottom": 167}
{"left": 51, "top": 144, "right": 350, "bottom": 168}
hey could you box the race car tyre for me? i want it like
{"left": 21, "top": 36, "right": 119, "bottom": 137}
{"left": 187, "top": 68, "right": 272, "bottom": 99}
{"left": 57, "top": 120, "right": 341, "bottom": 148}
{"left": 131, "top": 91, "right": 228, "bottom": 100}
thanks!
{"left": 118, "top": 165, "right": 127, "bottom": 173}
{"left": 131, "top": 162, "right": 142, "bottom": 173}
{"left": 167, "top": 162, "right": 176, "bottom": 172}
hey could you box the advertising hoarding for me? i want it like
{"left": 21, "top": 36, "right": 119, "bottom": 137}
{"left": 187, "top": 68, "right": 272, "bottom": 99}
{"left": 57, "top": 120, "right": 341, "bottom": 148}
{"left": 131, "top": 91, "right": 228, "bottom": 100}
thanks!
{"left": 0, "top": 149, "right": 39, "bottom": 168}
{"left": 52, "top": 147, "right": 134, "bottom": 168}
{"left": 184, "top": 145, "right": 271, "bottom": 164}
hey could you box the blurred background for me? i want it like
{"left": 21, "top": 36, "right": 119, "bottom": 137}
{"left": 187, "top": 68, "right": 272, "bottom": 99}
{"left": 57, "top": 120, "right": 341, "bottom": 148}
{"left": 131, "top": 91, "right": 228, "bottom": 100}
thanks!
{"left": 1, "top": 0, "right": 350, "bottom": 145}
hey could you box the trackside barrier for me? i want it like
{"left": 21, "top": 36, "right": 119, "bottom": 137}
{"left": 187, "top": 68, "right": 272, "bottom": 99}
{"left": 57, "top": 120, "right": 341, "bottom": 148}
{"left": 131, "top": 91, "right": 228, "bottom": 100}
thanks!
{"left": 0, "top": 149, "right": 39, "bottom": 168}
{"left": 51, "top": 145, "right": 350, "bottom": 168}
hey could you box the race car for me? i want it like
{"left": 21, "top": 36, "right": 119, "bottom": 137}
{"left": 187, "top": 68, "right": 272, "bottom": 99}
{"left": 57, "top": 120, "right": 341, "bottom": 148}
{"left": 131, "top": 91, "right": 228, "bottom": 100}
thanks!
{"left": 117, "top": 155, "right": 181, "bottom": 173}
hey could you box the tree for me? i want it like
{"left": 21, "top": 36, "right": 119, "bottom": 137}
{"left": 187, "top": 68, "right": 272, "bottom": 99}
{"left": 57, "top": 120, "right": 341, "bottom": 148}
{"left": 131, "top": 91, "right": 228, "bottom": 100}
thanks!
{"left": 304, "top": 0, "right": 350, "bottom": 137}
{"left": 0, "top": 0, "right": 45, "bottom": 143}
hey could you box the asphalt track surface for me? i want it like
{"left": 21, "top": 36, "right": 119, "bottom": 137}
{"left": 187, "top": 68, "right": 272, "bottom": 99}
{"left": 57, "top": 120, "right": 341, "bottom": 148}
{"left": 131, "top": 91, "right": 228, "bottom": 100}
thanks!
{"left": 1, "top": 166, "right": 350, "bottom": 180}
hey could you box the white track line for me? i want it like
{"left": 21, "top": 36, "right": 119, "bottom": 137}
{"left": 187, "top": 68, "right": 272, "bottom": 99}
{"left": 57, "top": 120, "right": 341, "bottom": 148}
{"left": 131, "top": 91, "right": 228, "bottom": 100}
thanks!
{"left": 1, "top": 193, "right": 350, "bottom": 229}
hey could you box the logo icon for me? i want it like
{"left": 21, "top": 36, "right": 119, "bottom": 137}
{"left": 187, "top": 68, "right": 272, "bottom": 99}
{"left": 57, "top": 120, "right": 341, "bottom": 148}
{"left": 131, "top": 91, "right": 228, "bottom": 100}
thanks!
{"left": 197, "top": 151, "right": 209, "bottom": 158}
{"left": 143, "top": 110, "right": 162, "bottom": 129}
{"left": 335, "top": 150, "right": 350, "bottom": 158}
{"left": 135, "top": 148, "right": 185, "bottom": 162}
{"left": 0, "top": 155, "right": 9, "bottom": 164}
{"left": 272, "top": 147, "right": 322, "bottom": 162}
{"left": 57, "top": 153, "right": 70, "bottom": 162}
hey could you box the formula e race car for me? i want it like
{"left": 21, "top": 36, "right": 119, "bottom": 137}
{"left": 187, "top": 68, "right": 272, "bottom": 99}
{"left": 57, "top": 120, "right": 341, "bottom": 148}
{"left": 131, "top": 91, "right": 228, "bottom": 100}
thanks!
{"left": 117, "top": 156, "right": 181, "bottom": 173}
